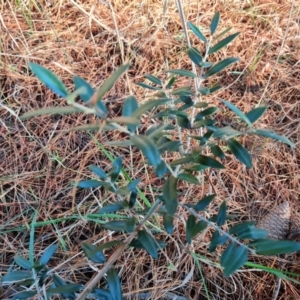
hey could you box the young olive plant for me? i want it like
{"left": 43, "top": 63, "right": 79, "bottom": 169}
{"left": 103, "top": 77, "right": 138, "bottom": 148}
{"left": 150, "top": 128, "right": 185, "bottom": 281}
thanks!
{"left": 4, "top": 12, "right": 298, "bottom": 300}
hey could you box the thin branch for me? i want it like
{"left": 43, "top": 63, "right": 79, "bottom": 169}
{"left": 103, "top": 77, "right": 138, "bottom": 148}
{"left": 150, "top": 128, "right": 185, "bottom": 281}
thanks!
{"left": 182, "top": 204, "right": 256, "bottom": 254}
{"left": 76, "top": 200, "right": 162, "bottom": 300}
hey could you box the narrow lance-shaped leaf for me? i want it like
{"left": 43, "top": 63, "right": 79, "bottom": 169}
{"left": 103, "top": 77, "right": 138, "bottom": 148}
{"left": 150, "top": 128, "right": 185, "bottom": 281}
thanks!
{"left": 187, "top": 47, "right": 202, "bottom": 67}
{"left": 73, "top": 76, "right": 94, "bottom": 102}
{"left": 209, "top": 231, "right": 228, "bottom": 252}
{"left": 136, "top": 82, "right": 161, "bottom": 90}
{"left": 166, "top": 69, "right": 197, "bottom": 78}
{"left": 96, "top": 64, "right": 130, "bottom": 102}
{"left": 77, "top": 180, "right": 110, "bottom": 188}
{"left": 204, "top": 58, "right": 239, "bottom": 78}
{"left": 208, "top": 32, "right": 240, "bottom": 54}
{"left": 163, "top": 214, "right": 174, "bottom": 234}
{"left": 2, "top": 271, "right": 32, "bottom": 283}
{"left": 131, "top": 99, "right": 170, "bottom": 119}
{"left": 138, "top": 230, "right": 158, "bottom": 259}
{"left": 217, "top": 201, "right": 227, "bottom": 226}
{"left": 245, "top": 106, "right": 268, "bottom": 124}
{"left": 194, "top": 194, "right": 216, "bottom": 211}
{"left": 227, "top": 139, "right": 252, "bottom": 168}
{"left": 82, "top": 243, "right": 106, "bottom": 263}
{"left": 210, "top": 145, "right": 225, "bottom": 159}
{"left": 107, "top": 268, "right": 124, "bottom": 300}
{"left": 210, "top": 11, "right": 220, "bottom": 35}
{"left": 130, "top": 135, "right": 161, "bottom": 168}
{"left": 221, "top": 99, "right": 252, "bottom": 126}
{"left": 14, "top": 256, "right": 32, "bottom": 270}
{"left": 163, "top": 176, "right": 178, "bottom": 216}
{"left": 88, "top": 165, "right": 107, "bottom": 179}
{"left": 221, "top": 243, "right": 248, "bottom": 277}
{"left": 250, "top": 239, "right": 300, "bottom": 255}
{"left": 254, "top": 129, "right": 295, "bottom": 148}
{"left": 177, "top": 173, "right": 200, "bottom": 185}
{"left": 145, "top": 74, "right": 162, "bottom": 85}
{"left": 122, "top": 96, "right": 139, "bottom": 132}
{"left": 197, "top": 155, "right": 225, "bottom": 169}
{"left": 12, "top": 291, "right": 37, "bottom": 300}
{"left": 39, "top": 244, "right": 58, "bottom": 265}
{"left": 187, "top": 22, "right": 207, "bottom": 42}
{"left": 186, "top": 215, "right": 196, "bottom": 244}
{"left": 108, "top": 157, "right": 122, "bottom": 183}
{"left": 29, "top": 62, "right": 68, "bottom": 97}
{"left": 52, "top": 274, "right": 76, "bottom": 300}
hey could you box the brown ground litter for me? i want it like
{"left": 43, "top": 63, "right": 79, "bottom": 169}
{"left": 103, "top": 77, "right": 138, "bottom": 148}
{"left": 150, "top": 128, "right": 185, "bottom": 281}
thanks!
{"left": 0, "top": 0, "right": 300, "bottom": 299}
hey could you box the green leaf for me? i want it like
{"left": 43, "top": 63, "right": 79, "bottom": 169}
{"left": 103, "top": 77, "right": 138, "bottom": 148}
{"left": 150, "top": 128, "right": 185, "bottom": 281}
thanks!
{"left": 98, "top": 202, "right": 124, "bottom": 214}
{"left": 213, "top": 126, "right": 241, "bottom": 139}
{"left": 177, "top": 116, "right": 191, "bottom": 129}
{"left": 204, "top": 58, "right": 239, "bottom": 78}
{"left": 186, "top": 215, "right": 196, "bottom": 244}
{"left": 187, "top": 22, "right": 207, "bottom": 42}
{"left": 29, "top": 62, "right": 68, "bottom": 97}
{"left": 237, "top": 227, "right": 268, "bottom": 240}
{"left": 254, "top": 129, "right": 295, "bottom": 148}
{"left": 210, "top": 145, "right": 225, "bottom": 159}
{"left": 52, "top": 274, "right": 76, "bottom": 300}
{"left": 47, "top": 284, "right": 83, "bottom": 294}
{"left": 217, "top": 201, "right": 227, "bottom": 226}
{"left": 194, "top": 194, "right": 216, "bottom": 211}
{"left": 177, "top": 173, "right": 200, "bottom": 185}
{"left": 170, "top": 155, "right": 194, "bottom": 166}
{"left": 187, "top": 47, "right": 202, "bottom": 67}
{"left": 166, "top": 76, "right": 176, "bottom": 89}
{"left": 229, "top": 221, "right": 256, "bottom": 235}
{"left": 208, "top": 32, "right": 240, "bottom": 54}
{"left": 125, "top": 217, "right": 136, "bottom": 233}
{"left": 138, "top": 230, "right": 158, "bottom": 259}
{"left": 93, "top": 241, "right": 121, "bottom": 252}
{"left": 250, "top": 240, "right": 300, "bottom": 255}
{"left": 193, "top": 119, "right": 216, "bottom": 129}
{"left": 210, "top": 11, "right": 220, "bottom": 35}
{"left": 220, "top": 99, "right": 252, "bottom": 126}
{"left": 88, "top": 165, "right": 107, "bottom": 179}
{"left": 39, "top": 244, "right": 58, "bottom": 265}
{"left": 20, "top": 106, "right": 81, "bottom": 120}
{"left": 103, "top": 221, "right": 127, "bottom": 231}
{"left": 2, "top": 271, "right": 32, "bottom": 283}
{"left": 209, "top": 85, "right": 222, "bottom": 93}
{"left": 130, "top": 135, "right": 161, "bottom": 168}
{"left": 93, "top": 289, "right": 112, "bottom": 300}
{"left": 194, "top": 102, "right": 208, "bottom": 109}
{"left": 195, "top": 107, "right": 219, "bottom": 119}
{"left": 186, "top": 216, "right": 207, "bottom": 244}
{"left": 166, "top": 69, "right": 197, "bottom": 78}
{"left": 108, "top": 157, "right": 122, "bottom": 182}
{"left": 197, "top": 155, "right": 225, "bottom": 169}
{"left": 198, "top": 86, "right": 210, "bottom": 95}
{"left": 14, "top": 256, "right": 32, "bottom": 270}
{"left": 155, "top": 160, "right": 168, "bottom": 178}
{"left": 145, "top": 74, "right": 162, "bottom": 85}
{"left": 95, "top": 99, "right": 108, "bottom": 118}
{"left": 130, "top": 239, "right": 166, "bottom": 250}
{"left": 162, "top": 176, "right": 178, "bottom": 216}
{"left": 131, "top": 99, "right": 170, "bottom": 118}
{"left": 227, "top": 139, "right": 252, "bottom": 168}
{"left": 122, "top": 96, "right": 139, "bottom": 132}
{"left": 171, "top": 86, "right": 192, "bottom": 96}
{"left": 73, "top": 76, "right": 94, "bottom": 102}
{"left": 163, "top": 214, "right": 174, "bottom": 234}
{"left": 157, "top": 141, "right": 181, "bottom": 153}
{"left": 77, "top": 180, "right": 110, "bottom": 188}
{"left": 136, "top": 82, "right": 161, "bottom": 90}
{"left": 221, "top": 243, "right": 248, "bottom": 277}
{"left": 245, "top": 106, "right": 268, "bottom": 124}
{"left": 209, "top": 231, "right": 228, "bottom": 252}
{"left": 107, "top": 268, "right": 123, "bottom": 300}
{"left": 12, "top": 291, "right": 37, "bottom": 300}
{"left": 82, "top": 243, "right": 106, "bottom": 263}
{"left": 96, "top": 64, "right": 130, "bottom": 101}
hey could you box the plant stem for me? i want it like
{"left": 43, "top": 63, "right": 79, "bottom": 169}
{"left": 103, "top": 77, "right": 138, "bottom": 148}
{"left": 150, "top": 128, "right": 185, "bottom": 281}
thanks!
{"left": 76, "top": 200, "right": 162, "bottom": 300}
{"left": 182, "top": 204, "right": 256, "bottom": 254}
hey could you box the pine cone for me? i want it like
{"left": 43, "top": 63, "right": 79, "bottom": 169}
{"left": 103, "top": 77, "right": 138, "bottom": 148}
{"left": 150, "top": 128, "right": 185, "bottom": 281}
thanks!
{"left": 257, "top": 201, "right": 290, "bottom": 240}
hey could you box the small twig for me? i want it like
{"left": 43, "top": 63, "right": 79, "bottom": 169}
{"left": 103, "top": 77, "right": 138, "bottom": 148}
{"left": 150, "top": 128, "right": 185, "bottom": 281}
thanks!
{"left": 182, "top": 204, "right": 256, "bottom": 254}
{"left": 76, "top": 200, "right": 162, "bottom": 300}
